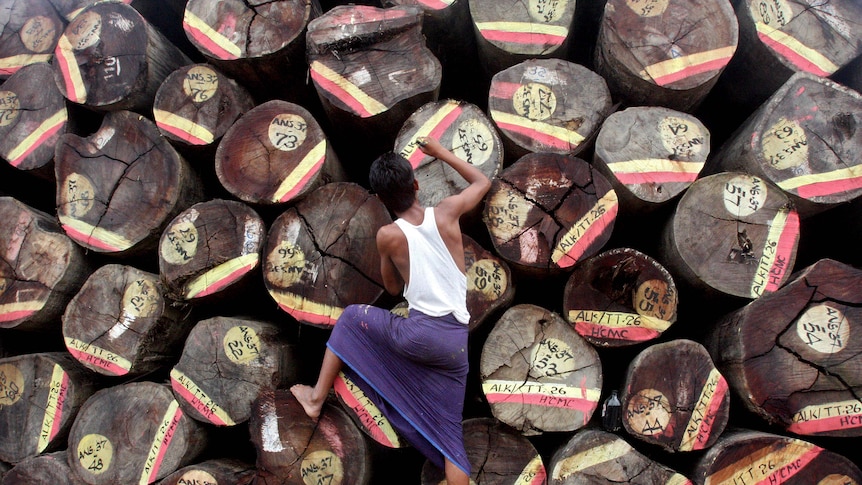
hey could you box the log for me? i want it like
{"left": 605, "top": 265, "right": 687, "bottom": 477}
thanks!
{"left": 52, "top": 1, "right": 192, "bottom": 112}
{"left": 621, "top": 339, "right": 730, "bottom": 453}
{"left": 714, "top": 0, "right": 862, "bottom": 113}
{"left": 1, "top": 451, "right": 87, "bottom": 485}
{"left": 332, "top": 370, "right": 408, "bottom": 450}
{"left": 592, "top": 106, "right": 709, "bottom": 214}
{"left": 562, "top": 247, "right": 678, "bottom": 347}
{"left": 479, "top": 304, "right": 603, "bottom": 436}
{"left": 0, "top": 196, "right": 90, "bottom": 331}
{"left": 463, "top": 234, "right": 516, "bottom": 332}
{"left": 262, "top": 182, "right": 390, "bottom": 328}
{"left": 153, "top": 63, "right": 255, "bottom": 150}
{"left": 158, "top": 459, "right": 256, "bottom": 485}
{"left": 158, "top": 199, "right": 265, "bottom": 302}
{"left": 658, "top": 172, "right": 800, "bottom": 300}
{"left": 182, "top": 0, "right": 312, "bottom": 103}
{"left": 707, "top": 259, "right": 862, "bottom": 438}
{"left": 548, "top": 428, "right": 692, "bottom": 485}
{"left": 0, "top": 352, "right": 97, "bottom": 464}
{"left": 0, "top": 62, "right": 69, "bottom": 177}
{"left": 54, "top": 110, "right": 205, "bottom": 257}
{"left": 214, "top": 100, "right": 345, "bottom": 206}
{"left": 170, "top": 316, "right": 298, "bottom": 427}
{"left": 382, "top": 0, "right": 483, "bottom": 103}
{"left": 482, "top": 152, "right": 619, "bottom": 277}
{"left": 393, "top": 98, "right": 503, "bottom": 224}
{"left": 0, "top": 0, "right": 64, "bottom": 78}
{"left": 248, "top": 389, "right": 372, "bottom": 485}
{"left": 594, "top": 0, "right": 738, "bottom": 112}
{"left": 468, "top": 0, "right": 577, "bottom": 78}
{"left": 420, "top": 417, "right": 547, "bottom": 485}
{"left": 62, "top": 264, "right": 186, "bottom": 377}
{"left": 487, "top": 58, "right": 613, "bottom": 163}
{"left": 306, "top": 4, "right": 442, "bottom": 171}
{"left": 67, "top": 381, "right": 208, "bottom": 485}
{"left": 692, "top": 429, "right": 862, "bottom": 485}
{"left": 706, "top": 71, "right": 862, "bottom": 218}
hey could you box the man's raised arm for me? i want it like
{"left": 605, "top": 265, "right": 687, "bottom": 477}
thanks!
{"left": 417, "top": 136, "right": 491, "bottom": 217}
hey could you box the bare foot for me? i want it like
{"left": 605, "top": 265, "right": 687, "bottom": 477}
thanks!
{"left": 290, "top": 384, "right": 322, "bottom": 421}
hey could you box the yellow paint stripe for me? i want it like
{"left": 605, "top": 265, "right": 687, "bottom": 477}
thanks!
{"left": 755, "top": 22, "right": 838, "bottom": 74}
{"left": 272, "top": 140, "right": 327, "bottom": 202}
{"left": 567, "top": 310, "right": 672, "bottom": 331}
{"left": 37, "top": 364, "right": 67, "bottom": 452}
{"left": 491, "top": 109, "right": 584, "bottom": 145}
{"left": 475, "top": 21, "right": 569, "bottom": 37}
{"left": 139, "top": 399, "right": 182, "bottom": 485}
{"left": 515, "top": 455, "right": 546, "bottom": 485}
{"left": 0, "top": 300, "right": 44, "bottom": 316}
{"left": 310, "top": 61, "right": 387, "bottom": 116}
{"left": 399, "top": 100, "right": 460, "bottom": 162}
{"left": 482, "top": 379, "right": 602, "bottom": 401}
{"left": 183, "top": 10, "right": 242, "bottom": 59}
{"left": 64, "top": 337, "right": 133, "bottom": 373}
{"left": 607, "top": 159, "right": 703, "bottom": 174}
{"left": 169, "top": 368, "right": 235, "bottom": 426}
{"left": 639, "top": 46, "right": 736, "bottom": 81}
{"left": 184, "top": 253, "right": 259, "bottom": 299}
{"left": 679, "top": 368, "right": 723, "bottom": 451}
{"left": 666, "top": 474, "right": 692, "bottom": 485}
{"left": 778, "top": 165, "right": 862, "bottom": 191}
{"left": 55, "top": 35, "right": 87, "bottom": 103}
{"left": 705, "top": 440, "right": 817, "bottom": 485}
{"left": 59, "top": 215, "right": 134, "bottom": 251}
{"left": 0, "top": 54, "right": 52, "bottom": 71}
{"left": 153, "top": 108, "right": 214, "bottom": 144}
{"left": 270, "top": 291, "right": 344, "bottom": 325}
{"left": 552, "top": 439, "right": 631, "bottom": 479}
{"left": 6, "top": 110, "right": 68, "bottom": 162}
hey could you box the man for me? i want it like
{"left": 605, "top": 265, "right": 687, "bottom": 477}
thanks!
{"left": 290, "top": 135, "right": 491, "bottom": 484}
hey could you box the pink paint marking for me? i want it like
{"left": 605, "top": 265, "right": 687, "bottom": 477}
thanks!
{"left": 485, "top": 391, "right": 597, "bottom": 414}
{"left": 613, "top": 171, "right": 699, "bottom": 185}
{"left": 691, "top": 376, "right": 729, "bottom": 450}
{"left": 170, "top": 377, "right": 229, "bottom": 426}
{"left": 279, "top": 303, "right": 338, "bottom": 326}
{"left": 182, "top": 21, "right": 239, "bottom": 60}
{"left": 753, "top": 447, "right": 821, "bottom": 485}
{"left": 0, "top": 67, "right": 19, "bottom": 76}
{"left": 416, "top": 0, "right": 451, "bottom": 9}
{"left": 48, "top": 372, "right": 70, "bottom": 443}
{"left": 310, "top": 68, "right": 375, "bottom": 118}
{"left": 480, "top": 30, "right": 566, "bottom": 47}
{"left": 652, "top": 57, "right": 731, "bottom": 86}
{"left": 788, "top": 412, "right": 862, "bottom": 435}
{"left": 795, "top": 86, "right": 806, "bottom": 97}
{"left": 66, "top": 347, "right": 128, "bottom": 376}
{"left": 406, "top": 105, "right": 463, "bottom": 168}
{"left": 156, "top": 121, "right": 210, "bottom": 146}
{"left": 530, "top": 468, "right": 547, "bottom": 485}
{"left": 54, "top": 46, "right": 84, "bottom": 103}
{"left": 0, "top": 309, "right": 37, "bottom": 323}
{"left": 277, "top": 155, "right": 325, "bottom": 203}
{"left": 494, "top": 120, "right": 572, "bottom": 151}
{"left": 148, "top": 406, "right": 184, "bottom": 483}
{"left": 764, "top": 211, "right": 799, "bottom": 294}
{"left": 488, "top": 81, "right": 523, "bottom": 99}
{"left": 333, "top": 376, "right": 396, "bottom": 447}
{"left": 794, "top": 174, "right": 862, "bottom": 199}
{"left": 10, "top": 120, "right": 65, "bottom": 167}
{"left": 757, "top": 33, "right": 832, "bottom": 76}
{"left": 60, "top": 224, "right": 122, "bottom": 252}
{"left": 326, "top": 5, "right": 410, "bottom": 24}
{"left": 574, "top": 321, "right": 660, "bottom": 342}
{"left": 190, "top": 263, "right": 255, "bottom": 299}
{"left": 556, "top": 201, "right": 618, "bottom": 268}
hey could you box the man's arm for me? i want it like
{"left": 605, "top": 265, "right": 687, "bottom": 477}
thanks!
{"left": 417, "top": 136, "right": 491, "bottom": 219}
{"left": 376, "top": 224, "right": 406, "bottom": 295}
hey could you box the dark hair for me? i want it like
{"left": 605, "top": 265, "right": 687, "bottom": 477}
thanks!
{"left": 369, "top": 152, "right": 416, "bottom": 213}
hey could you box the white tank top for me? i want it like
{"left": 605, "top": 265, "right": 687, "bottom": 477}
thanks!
{"left": 393, "top": 207, "right": 470, "bottom": 324}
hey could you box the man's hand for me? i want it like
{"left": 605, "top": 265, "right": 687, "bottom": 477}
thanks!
{"left": 417, "top": 136, "right": 448, "bottom": 159}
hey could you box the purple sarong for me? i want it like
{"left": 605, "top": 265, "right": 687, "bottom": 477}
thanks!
{"left": 327, "top": 304, "right": 470, "bottom": 475}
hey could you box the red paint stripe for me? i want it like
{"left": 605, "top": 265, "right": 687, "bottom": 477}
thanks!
{"left": 416, "top": 0, "right": 450, "bottom": 9}
{"left": 495, "top": 120, "right": 571, "bottom": 150}
{"left": 170, "top": 377, "right": 229, "bottom": 426}
{"left": 480, "top": 30, "right": 566, "bottom": 46}
{"left": 488, "top": 81, "right": 522, "bottom": 99}
{"left": 333, "top": 376, "right": 396, "bottom": 447}
{"left": 156, "top": 121, "right": 210, "bottom": 146}
{"left": 692, "top": 376, "right": 728, "bottom": 450}
{"left": 279, "top": 304, "right": 337, "bottom": 326}
{"left": 66, "top": 348, "right": 128, "bottom": 376}
{"left": 0, "top": 67, "right": 19, "bottom": 76}
{"left": 54, "top": 46, "right": 83, "bottom": 103}
{"left": 61, "top": 224, "right": 122, "bottom": 252}
{"left": 652, "top": 58, "right": 730, "bottom": 86}
{"left": 788, "top": 413, "right": 862, "bottom": 434}
{"left": 485, "top": 392, "right": 597, "bottom": 413}
{"left": 753, "top": 447, "right": 821, "bottom": 485}
{"left": 530, "top": 468, "right": 547, "bottom": 485}
{"left": 0, "top": 309, "right": 37, "bottom": 322}
{"left": 613, "top": 171, "right": 699, "bottom": 185}
{"left": 150, "top": 407, "right": 184, "bottom": 481}
{"left": 277, "top": 155, "right": 325, "bottom": 203}
{"left": 183, "top": 21, "right": 239, "bottom": 60}
{"left": 310, "top": 67, "right": 374, "bottom": 118}
{"left": 794, "top": 174, "right": 862, "bottom": 199}
{"left": 191, "top": 264, "right": 254, "bottom": 299}
{"left": 757, "top": 33, "right": 831, "bottom": 77}
{"left": 574, "top": 321, "right": 660, "bottom": 342}
{"left": 406, "top": 105, "right": 463, "bottom": 167}
{"left": 765, "top": 211, "right": 799, "bottom": 294}
{"left": 49, "top": 373, "right": 70, "bottom": 442}
{"left": 556, "top": 201, "right": 618, "bottom": 268}
{"left": 9, "top": 120, "right": 65, "bottom": 167}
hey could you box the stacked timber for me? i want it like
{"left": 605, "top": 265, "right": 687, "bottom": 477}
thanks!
{"left": 1, "top": 451, "right": 86, "bottom": 485}
{"left": 0, "top": 0, "right": 63, "bottom": 78}
{"left": 158, "top": 459, "right": 256, "bottom": 485}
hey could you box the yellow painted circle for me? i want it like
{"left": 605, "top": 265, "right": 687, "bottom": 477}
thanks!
{"left": 723, "top": 174, "right": 768, "bottom": 218}
{"left": 223, "top": 325, "right": 262, "bottom": 365}
{"left": 0, "top": 364, "right": 24, "bottom": 406}
{"left": 0, "top": 91, "right": 20, "bottom": 127}
{"left": 467, "top": 259, "right": 507, "bottom": 300}
{"left": 486, "top": 186, "right": 531, "bottom": 240}
{"left": 266, "top": 241, "right": 306, "bottom": 287}
{"left": 301, "top": 450, "right": 344, "bottom": 485}
{"left": 452, "top": 119, "right": 494, "bottom": 167}
{"left": 60, "top": 173, "right": 96, "bottom": 218}
{"left": 160, "top": 219, "right": 199, "bottom": 266}
{"left": 268, "top": 114, "right": 308, "bottom": 152}
{"left": 761, "top": 118, "right": 808, "bottom": 170}
{"left": 659, "top": 116, "right": 705, "bottom": 159}
{"left": 21, "top": 15, "right": 58, "bottom": 53}
{"left": 66, "top": 11, "right": 102, "bottom": 50}
{"left": 76, "top": 433, "right": 113, "bottom": 475}
{"left": 796, "top": 304, "right": 850, "bottom": 354}
{"left": 178, "top": 469, "right": 218, "bottom": 484}
{"left": 626, "top": 388, "right": 671, "bottom": 436}
{"left": 122, "top": 278, "right": 159, "bottom": 318}
{"left": 530, "top": 338, "right": 576, "bottom": 379}
{"left": 626, "top": 0, "right": 669, "bottom": 17}
{"left": 634, "top": 279, "right": 675, "bottom": 321}
{"left": 183, "top": 65, "right": 219, "bottom": 103}
{"left": 513, "top": 83, "right": 556, "bottom": 121}
{"left": 750, "top": 0, "right": 793, "bottom": 27}
{"left": 528, "top": 0, "right": 567, "bottom": 23}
